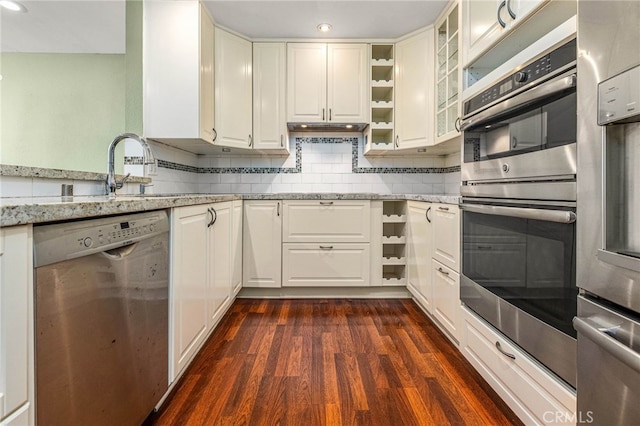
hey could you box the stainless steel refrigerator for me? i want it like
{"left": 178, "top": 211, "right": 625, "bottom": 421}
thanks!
{"left": 575, "top": 1, "right": 640, "bottom": 424}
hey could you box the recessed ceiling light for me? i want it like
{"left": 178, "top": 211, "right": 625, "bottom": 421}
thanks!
{"left": 0, "top": 0, "right": 27, "bottom": 12}
{"left": 317, "top": 23, "right": 332, "bottom": 33}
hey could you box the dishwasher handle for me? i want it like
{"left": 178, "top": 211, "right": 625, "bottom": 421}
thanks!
{"left": 103, "top": 242, "right": 139, "bottom": 259}
{"left": 574, "top": 316, "right": 640, "bottom": 374}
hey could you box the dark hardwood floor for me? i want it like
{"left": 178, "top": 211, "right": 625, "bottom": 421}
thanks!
{"left": 148, "top": 299, "right": 521, "bottom": 425}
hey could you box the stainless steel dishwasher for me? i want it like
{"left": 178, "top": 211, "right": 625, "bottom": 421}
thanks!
{"left": 33, "top": 210, "right": 170, "bottom": 426}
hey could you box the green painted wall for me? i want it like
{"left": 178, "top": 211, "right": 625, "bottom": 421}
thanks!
{"left": 1, "top": 53, "right": 127, "bottom": 173}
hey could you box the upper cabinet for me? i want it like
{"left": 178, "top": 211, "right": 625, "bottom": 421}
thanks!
{"left": 435, "top": 1, "right": 461, "bottom": 144}
{"left": 214, "top": 28, "right": 253, "bottom": 149}
{"left": 395, "top": 28, "right": 435, "bottom": 150}
{"left": 144, "top": 1, "right": 215, "bottom": 144}
{"left": 462, "top": 0, "right": 547, "bottom": 66}
{"left": 287, "top": 43, "right": 368, "bottom": 124}
{"left": 253, "top": 43, "right": 289, "bottom": 152}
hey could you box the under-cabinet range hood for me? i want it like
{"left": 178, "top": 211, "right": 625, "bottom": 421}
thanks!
{"left": 287, "top": 122, "right": 368, "bottom": 132}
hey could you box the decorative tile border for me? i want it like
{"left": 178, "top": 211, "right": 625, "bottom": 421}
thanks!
{"left": 124, "top": 137, "right": 461, "bottom": 174}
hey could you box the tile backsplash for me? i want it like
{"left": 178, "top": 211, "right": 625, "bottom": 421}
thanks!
{"left": 144, "top": 134, "right": 461, "bottom": 195}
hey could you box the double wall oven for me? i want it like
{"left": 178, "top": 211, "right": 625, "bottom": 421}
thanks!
{"left": 460, "top": 39, "right": 578, "bottom": 388}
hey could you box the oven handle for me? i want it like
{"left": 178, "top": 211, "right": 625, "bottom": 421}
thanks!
{"left": 461, "top": 203, "right": 576, "bottom": 224}
{"left": 573, "top": 316, "right": 640, "bottom": 374}
{"left": 460, "top": 70, "right": 576, "bottom": 131}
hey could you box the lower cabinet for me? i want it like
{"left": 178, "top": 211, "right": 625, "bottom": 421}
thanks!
{"left": 0, "top": 225, "right": 33, "bottom": 425}
{"left": 171, "top": 202, "right": 238, "bottom": 381}
{"left": 406, "top": 201, "right": 433, "bottom": 310}
{"left": 461, "top": 306, "right": 576, "bottom": 424}
{"left": 432, "top": 260, "right": 461, "bottom": 342}
{"left": 243, "top": 200, "right": 282, "bottom": 288}
{"left": 231, "top": 200, "right": 243, "bottom": 296}
{"left": 282, "top": 243, "right": 371, "bottom": 287}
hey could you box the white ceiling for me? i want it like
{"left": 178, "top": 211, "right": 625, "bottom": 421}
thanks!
{"left": 0, "top": 0, "right": 125, "bottom": 53}
{"left": 203, "top": 1, "right": 449, "bottom": 39}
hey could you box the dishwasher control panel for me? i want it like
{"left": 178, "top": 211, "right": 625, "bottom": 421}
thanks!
{"left": 34, "top": 210, "right": 169, "bottom": 267}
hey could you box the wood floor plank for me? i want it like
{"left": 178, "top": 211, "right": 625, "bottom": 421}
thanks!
{"left": 147, "top": 299, "right": 521, "bottom": 426}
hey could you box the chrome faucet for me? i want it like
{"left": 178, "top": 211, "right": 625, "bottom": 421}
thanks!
{"left": 106, "top": 133, "right": 156, "bottom": 197}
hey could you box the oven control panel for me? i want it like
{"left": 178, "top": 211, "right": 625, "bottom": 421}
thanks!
{"left": 464, "top": 39, "right": 576, "bottom": 117}
{"left": 598, "top": 64, "right": 640, "bottom": 125}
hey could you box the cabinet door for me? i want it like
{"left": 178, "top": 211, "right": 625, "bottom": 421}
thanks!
{"left": 432, "top": 204, "right": 460, "bottom": 272}
{"left": 215, "top": 28, "right": 253, "bottom": 149}
{"left": 508, "top": 0, "right": 547, "bottom": 27}
{"left": 327, "top": 44, "right": 369, "bottom": 123}
{"left": 0, "top": 226, "right": 31, "bottom": 422}
{"left": 287, "top": 43, "right": 327, "bottom": 122}
{"left": 462, "top": 0, "right": 507, "bottom": 65}
{"left": 231, "top": 200, "right": 243, "bottom": 296}
{"left": 208, "top": 202, "right": 232, "bottom": 328}
{"left": 171, "top": 206, "right": 209, "bottom": 379}
{"left": 395, "top": 29, "right": 434, "bottom": 149}
{"left": 406, "top": 202, "right": 433, "bottom": 312}
{"left": 432, "top": 260, "right": 461, "bottom": 343}
{"left": 282, "top": 243, "right": 371, "bottom": 287}
{"left": 253, "top": 43, "right": 289, "bottom": 151}
{"left": 199, "top": 4, "right": 215, "bottom": 143}
{"left": 243, "top": 201, "right": 282, "bottom": 288}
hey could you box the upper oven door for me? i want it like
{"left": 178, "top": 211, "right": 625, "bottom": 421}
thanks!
{"left": 461, "top": 70, "right": 577, "bottom": 183}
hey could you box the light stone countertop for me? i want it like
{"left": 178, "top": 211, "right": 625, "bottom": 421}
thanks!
{"left": 0, "top": 164, "right": 151, "bottom": 183}
{"left": 1, "top": 193, "right": 460, "bottom": 227}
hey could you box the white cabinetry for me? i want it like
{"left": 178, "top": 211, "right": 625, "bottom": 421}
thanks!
{"left": 282, "top": 201, "right": 371, "bottom": 287}
{"left": 407, "top": 201, "right": 432, "bottom": 309}
{"left": 0, "top": 226, "right": 33, "bottom": 425}
{"left": 435, "top": 1, "right": 461, "bottom": 144}
{"left": 287, "top": 43, "right": 368, "bottom": 124}
{"left": 243, "top": 201, "right": 282, "bottom": 288}
{"left": 381, "top": 201, "right": 407, "bottom": 285}
{"left": 395, "top": 28, "right": 435, "bottom": 150}
{"left": 253, "top": 43, "right": 289, "bottom": 152}
{"left": 461, "top": 306, "right": 576, "bottom": 424}
{"left": 171, "top": 202, "right": 237, "bottom": 380}
{"left": 462, "top": 0, "right": 547, "bottom": 66}
{"left": 365, "top": 44, "right": 396, "bottom": 154}
{"left": 406, "top": 201, "right": 461, "bottom": 343}
{"left": 144, "top": 1, "right": 215, "bottom": 145}
{"left": 231, "top": 200, "right": 243, "bottom": 296}
{"left": 432, "top": 203, "right": 460, "bottom": 272}
{"left": 214, "top": 28, "right": 253, "bottom": 149}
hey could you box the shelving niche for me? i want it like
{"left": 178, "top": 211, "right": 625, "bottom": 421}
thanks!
{"left": 365, "top": 44, "right": 395, "bottom": 154}
{"left": 381, "top": 201, "right": 407, "bottom": 285}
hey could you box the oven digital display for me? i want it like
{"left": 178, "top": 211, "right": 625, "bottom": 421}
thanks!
{"left": 120, "top": 222, "right": 130, "bottom": 230}
{"left": 499, "top": 80, "right": 513, "bottom": 95}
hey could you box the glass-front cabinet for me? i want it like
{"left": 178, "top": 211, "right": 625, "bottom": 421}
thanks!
{"left": 435, "top": 1, "right": 461, "bottom": 144}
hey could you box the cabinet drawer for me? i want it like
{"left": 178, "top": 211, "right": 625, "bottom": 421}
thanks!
{"left": 282, "top": 243, "right": 370, "bottom": 287}
{"left": 432, "top": 260, "right": 460, "bottom": 343}
{"left": 283, "top": 200, "right": 370, "bottom": 242}
{"left": 432, "top": 203, "right": 460, "bottom": 272}
{"left": 461, "top": 307, "right": 575, "bottom": 424}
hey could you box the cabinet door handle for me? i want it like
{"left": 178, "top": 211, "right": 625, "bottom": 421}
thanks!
{"left": 248, "top": 134, "right": 253, "bottom": 147}
{"left": 496, "top": 341, "right": 516, "bottom": 360}
{"left": 438, "top": 206, "right": 450, "bottom": 211}
{"left": 329, "top": 108, "right": 332, "bottom": 121}
{"left": 319, "top": 246, "right": 334, "bottom": 250}
{"left": 212, "top": 127, "right": 217, "bottom": 142}
{"left": 322, "top": 108, "right": 325, "bottom": 121}
{"left": 454, "top": 117, "right": 461, "bottom": 132}
{"left": 280, "top": 134, "right": 284, "bottom": 147}
{"left": 207, "top": 208, "right": 217, "bottom": 227}
{"left": 437, "top": 267, "right": 449, "bottom": 276}
{"left": 277, "top": 202, "right": 280, "bottom": 217}
{"left": 395, "top": 135, "right": 399, "bottom": 148}
{"left": 319, "top": 201, "right": 334, "bottom": 205}
{"left": 426, "top": 206, "right": 431, "bottom": 223}
{"left": 497, "top": 0, "right": 507, "bottom": 28}
{"left": 506, "top": 0, "right": 516, "bottom": 19}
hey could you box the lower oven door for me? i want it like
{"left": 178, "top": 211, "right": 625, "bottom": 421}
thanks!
{"left": 461, "top": 201, "right": 578, "bottom": 387}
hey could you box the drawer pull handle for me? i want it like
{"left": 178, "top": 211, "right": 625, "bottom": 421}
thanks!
{"left": 319, "top": 201, "right": 334, "bottom": 205}
{"left": 319, "top": 246, "right": 334, "bottom": 250}
{"left": 438, "top": 206, "right": 450, "bottom": 211}
{"left": 496, "top": 341, "right": 516, "bottom": 360}
{"left": 437, "top": 267, "right": 449, "bottom": 276}
{"left": 426, "top": 207, "right": 431, "bottom": 223}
